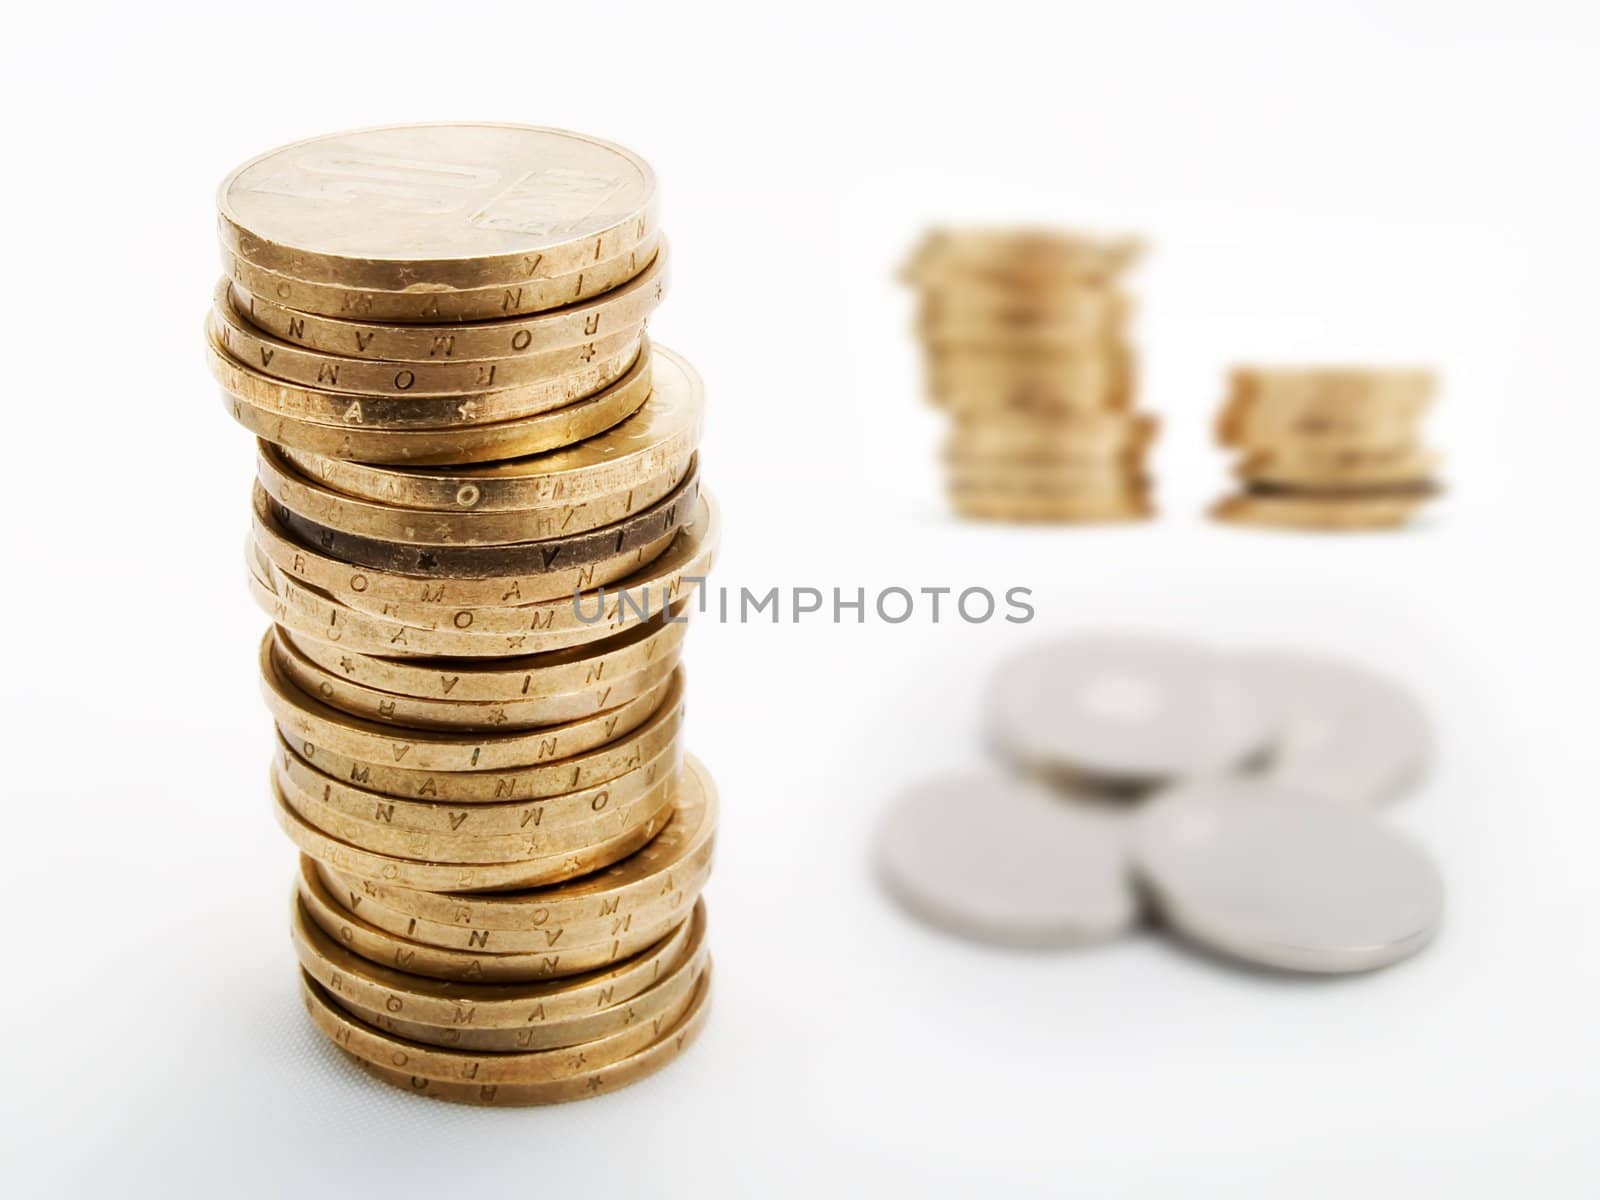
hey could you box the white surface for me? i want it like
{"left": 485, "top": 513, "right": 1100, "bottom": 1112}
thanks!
{"left": 2, "top": 2, "right": 1598, "bottom": 1196}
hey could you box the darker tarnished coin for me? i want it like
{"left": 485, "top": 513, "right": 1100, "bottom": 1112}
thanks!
{"left": 262, "top": 466, "right": 700, "bottom": 579}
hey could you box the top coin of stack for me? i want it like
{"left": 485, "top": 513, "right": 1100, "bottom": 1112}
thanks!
{"left": 902, "top": 228, "right": 1156, "bottom": 523}
{"left": 1211, "top": 367, "right": 1440, "bottom": 530}
{"left": 209, "top": 124, "right": 719, "bottom": 1106}
{"left": 211, "top": 124, "right": 666, "bottom": 466}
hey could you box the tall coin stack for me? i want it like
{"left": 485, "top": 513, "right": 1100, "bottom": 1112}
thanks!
{"left": 1211, "top": 367, "right": 1440, "bottom": 530}
{"left": 208, "top": 125, "right": 719, "bottom": 1106}
{"left": 902, "top": 229, "right": 1156, "bottom": 523}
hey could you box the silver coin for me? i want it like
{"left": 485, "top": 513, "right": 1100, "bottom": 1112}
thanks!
{"left": 876, "top": 772, "right": 1139, "bottom": 947}
{"left": 987, "top": 634, "right": 1275, "bottom": 788}
{"left": 1234, "top": 651, "right": 1432, "bottom": 806}
{"left": 1131, "top": 778, "right": 1444, "bottom": 973}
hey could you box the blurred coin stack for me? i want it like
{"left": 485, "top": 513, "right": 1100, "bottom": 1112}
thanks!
{"left": 903, "top": 229, "right": 1156, "bottom": 523}
{"left": 1212, "top": 367, "right": 1440, "bottom": 530}
{"left": 209, "top": 124, "right": 718, "bottom": 1105}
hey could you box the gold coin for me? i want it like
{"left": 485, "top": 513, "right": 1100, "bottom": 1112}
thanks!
{"left": 318, "top": 857, "right": 707, "bottom": 960}
{"left": 260, "top": 634, "right": 675, "bottom": 772}
{"left": 926, "top": 340, "right": 1134, "bottom": 374}
{"left": 290, "top": 887, "right": 703, "bottom": 1029}
{"left": 914, "top": 268, "right": 1130, "bottom": 307}
{"left": 904, "top": 228, "right": 1142, "bottom": 286}
{"left": 221, "top": 336, "right": 654, "bottom": 465}
{"left": 318, "top": 846, "right": 710, "bottom": 952}
{"left": 294, "top": 840, "right": 694, "bottom": 973}
{"left": 276, "top": 727, "right": 681, "bottom": 834}
{"left": 248, "top": 537, "right": 672, "bottom": 645}
{"left": 250, "top": 490, "right": 676, "bottom": 608}
{"left": 921, "top": 329, "right": 1127, "bottom": 357}
{"left": 1217, "top": 409, "right": 1428, "bottom": 453}
{"left": 934, "top": 384, "right": 1133, "bottom": 418}
{"left": 1211, "top": 489, "right": 1433, "bottom": 531}
{"left": 1229, "top": 367, "right": 1435, "bottom": 407}
{"left": 927, "top": 352, "right": 1134, "bottom": 416}
{"left": 329, "top": 754, "right": 718, "bottom": 932}
{"left": 313, "top": 768, "right": 712, "bottom": 947}
{"left": 1218, "top": 369, "right": 1434, "bottom": 449}
{"left": 279, "top": 747, "right": 676, "bottom": 865}
{"left": 279, "top": 672, "right": 683, "bottom": 802}
{"left": 945, "top": 454, "right": 1149, "bottom": 483}
{"left": 272, "top": 623, "right": 680, "bottom": 729}
{"left": 347, "top": 966, "right": 710, "bottom": 1105}
{"left": 945, "top": 412, "right": 1157, "bottom": 459}
{"left": 279, "top": 344, "right": 705, "bottom": 512}
{"left": 263, "top": 467, "right": 699, "bottom": 579}
{"left": 331, "top": 949, "right": 706, "bottom": 1055}
{"left": 247, "top": 493, "right": 719, "bottom": 657}
{"left": 944, "top": 464, "right": 1149, "bottom": 495}
{"left": 1235, "top": 446, "right": 1440, "bottom": 488}
{"left": 208, "top": 324, "right": 640, "bottom": 429}
{"left": 949, "top": 490, "right": 1154, "bottom": 523}
{"left": 299, "top": 954, "right": 698, "bottom": 1082}
{"left": 310, "top": 901, "right": 709, "bottom": 1051}
{"left": 279, "top": 772, "right": 675, "bottom": 894}
{"left": 230, "top": 247, "right": 667, "bottom": 363}
{"left": 311, "top": 812, "right": 703, "bottom": 948}
{"left": 1217, "top": 403, "right": 1430, "bottom": 450}
{"left": 257, "top": 440, "right": 692, "bottom": 547}
{"left": 224, "top": 237, "right": 658, "bottom": 324}
{"left": 255, "top": 565, "right": 679, "bottom": 659}
{"left": 917, "top": 293, "right": 1129, "bottom": 349}
{"left": 213, "top": 281, "right": 645, "bottom": 398}
{"left": 270, "top": 624, "right": 680, "bottom": 731}
{"left": 253, "top": 530, "right": 693, "bottom": 659}
{"left": 219, "top": 124, "right": 658, "bottom": 293}
{"left": 279, "top": 604, "right": 689, "bottom": 703}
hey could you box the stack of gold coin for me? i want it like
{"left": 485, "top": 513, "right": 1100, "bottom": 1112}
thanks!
{"left": 1211, "top": 368, "right": 1440, "bottom": 530}
{"left": 902, "top": 228, "right": 1156, "bottom": 523}
{"left": 209, "top": 124, "right": 719, "bottom": 1105}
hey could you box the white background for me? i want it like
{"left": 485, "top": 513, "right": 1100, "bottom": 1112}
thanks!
{"left": 2, "top": 2, "right": 1597, "bottom": 1195}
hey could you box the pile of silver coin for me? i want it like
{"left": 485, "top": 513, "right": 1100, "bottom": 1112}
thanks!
{"left": 877, "top": 635, "right": 1444, "bottom": 974}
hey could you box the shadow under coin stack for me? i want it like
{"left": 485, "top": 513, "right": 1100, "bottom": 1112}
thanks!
{"left": 209, "top": 124, "right": 719, "bottom": 1106}
{"left": 1212, "top": 367, "right": 1440, "bottom": 530}
{"left": 903, "top": 229, "right": 1156, "bottom": 523}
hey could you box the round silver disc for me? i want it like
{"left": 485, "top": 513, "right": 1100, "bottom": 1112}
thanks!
{"left": 986, "top": 634, "right": 1275, "bottom": 787}
{"left": 877, "top": 772, "right": 1139, "bottom": 947}
{"left": 1234, "top": 651, "right": 1432, "bottom": 806}
{"left": 1132, "top": 778, "right": 1444, "bottom": 973}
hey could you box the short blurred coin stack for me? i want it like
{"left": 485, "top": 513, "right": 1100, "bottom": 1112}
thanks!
{"left": 903, "top": 229, "right": 1157, "bottom": 523}
{"left": 209, "top": 124, "right": 718, "bottom": 1105}
{"left": 1212, "top": 367, "right": 1440, "bottom": 530}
